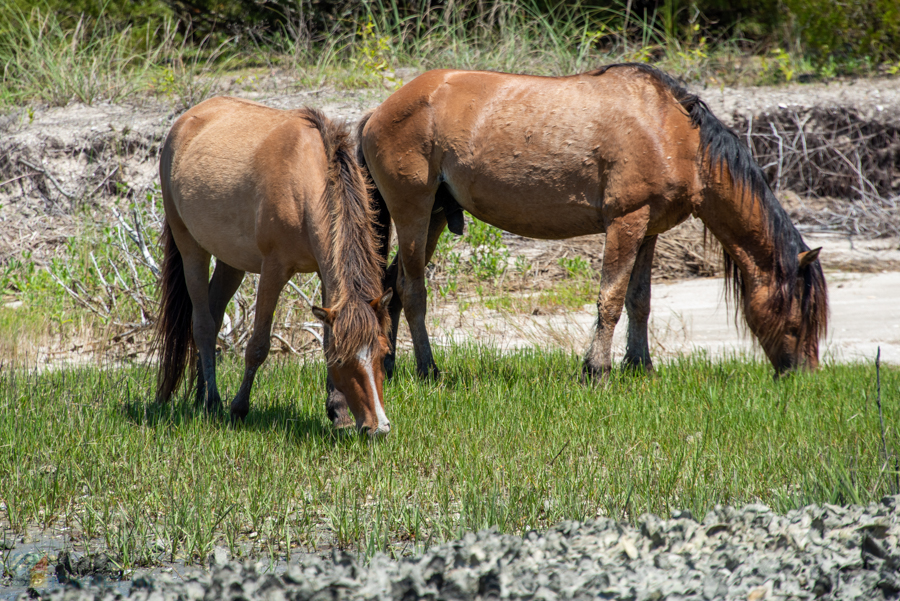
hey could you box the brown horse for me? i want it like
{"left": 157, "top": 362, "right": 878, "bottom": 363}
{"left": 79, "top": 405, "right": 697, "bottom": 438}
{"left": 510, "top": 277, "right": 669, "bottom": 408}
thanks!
{"left": 358, "top": 63, "right": 828, "bottom": 380}
{"left": 155, "top": 96, "right": 393, "bottom": 434}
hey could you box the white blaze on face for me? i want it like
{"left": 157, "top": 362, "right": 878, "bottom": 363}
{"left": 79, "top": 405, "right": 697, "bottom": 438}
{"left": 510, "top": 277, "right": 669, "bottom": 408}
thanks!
{"left": 357, "top": 347, "right": 390, "bottom": 433}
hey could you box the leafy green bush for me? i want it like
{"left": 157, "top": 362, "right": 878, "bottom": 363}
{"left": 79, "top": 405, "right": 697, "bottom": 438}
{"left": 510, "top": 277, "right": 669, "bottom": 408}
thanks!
{"left": 784, "top": 0, "right": 900, "bottom": 67}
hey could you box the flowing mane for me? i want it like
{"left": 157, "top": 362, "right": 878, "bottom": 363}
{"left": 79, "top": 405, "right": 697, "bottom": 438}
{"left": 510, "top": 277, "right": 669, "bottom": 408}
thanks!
{"left": 301, "top": 108, "right": 386, "bottom": 363}
{"left": 591, "top": 63, "right": 828, "bottom": 355}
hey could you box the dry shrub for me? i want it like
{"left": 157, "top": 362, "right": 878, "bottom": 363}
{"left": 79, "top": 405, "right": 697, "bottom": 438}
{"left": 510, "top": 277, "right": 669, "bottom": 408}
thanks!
{"left": 735, "top": 106, "right": 900, "bottom": 238}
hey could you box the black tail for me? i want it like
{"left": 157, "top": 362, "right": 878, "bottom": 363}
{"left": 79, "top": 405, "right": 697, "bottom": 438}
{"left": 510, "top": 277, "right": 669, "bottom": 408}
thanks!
{"left": 154, "top": 221, "right": 195, "bottom": 403}
{"left": 356, "top": 111, "right": 394, "bottom": 274}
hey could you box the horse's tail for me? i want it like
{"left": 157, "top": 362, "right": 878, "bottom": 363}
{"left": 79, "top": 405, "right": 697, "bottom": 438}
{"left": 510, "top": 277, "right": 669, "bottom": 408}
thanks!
{"left": 154, "top": 219, "right": 196, "bottom": 403}
{"left": 356, "top": 111, "right": 393, "bottom": 268}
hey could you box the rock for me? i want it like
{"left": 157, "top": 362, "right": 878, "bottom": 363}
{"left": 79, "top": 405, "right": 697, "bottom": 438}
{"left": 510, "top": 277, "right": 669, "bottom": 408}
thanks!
{"left": 208, "top": 546, "right": 231, "bottom": 567}
{"left": 30, "top": 498, "right": 900, "bottom": 601}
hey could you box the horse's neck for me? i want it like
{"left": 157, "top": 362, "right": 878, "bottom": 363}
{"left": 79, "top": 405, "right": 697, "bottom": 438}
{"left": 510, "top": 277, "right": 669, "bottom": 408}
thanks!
{"left": 696, "top": 184, "right": 775, "bottom": 288}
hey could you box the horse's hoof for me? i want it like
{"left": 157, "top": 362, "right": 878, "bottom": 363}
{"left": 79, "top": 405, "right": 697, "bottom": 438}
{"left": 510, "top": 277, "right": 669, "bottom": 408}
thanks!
{"left": 417, "top": 364, "right": 441, "bottom": 381}
{"left": 621, "top": 357, "right": 655, "bottom": 375}
{"left": 204, "top": 391, "right": 223, "bottom": 414}
{"left": 581, "top": 362, "right": 610, "bottom": 386}
{"left": 230, "top": 398, "right": 249, "bottom": 421}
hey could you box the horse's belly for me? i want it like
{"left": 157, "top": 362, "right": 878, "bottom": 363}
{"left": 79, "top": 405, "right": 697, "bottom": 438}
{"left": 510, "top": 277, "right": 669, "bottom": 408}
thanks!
{"left": 198, "top": 234, "right": 263, "bottom": 274}
{"left": 447, "top": 174, "right": 604, "bottom": 239}
{"left": 469, "top": 200, "right": 603, "bottom": 239}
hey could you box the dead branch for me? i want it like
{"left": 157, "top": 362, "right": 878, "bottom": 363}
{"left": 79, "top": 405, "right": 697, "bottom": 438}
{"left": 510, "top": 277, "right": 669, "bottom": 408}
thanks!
{"left": 17, "top": 158, "right": 77, "bottom": 200}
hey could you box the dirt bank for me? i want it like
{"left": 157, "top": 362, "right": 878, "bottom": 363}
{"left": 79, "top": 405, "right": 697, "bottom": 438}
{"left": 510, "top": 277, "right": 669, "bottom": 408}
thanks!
{"left": 1, "top": 73, "right": 898, "bottom": 267}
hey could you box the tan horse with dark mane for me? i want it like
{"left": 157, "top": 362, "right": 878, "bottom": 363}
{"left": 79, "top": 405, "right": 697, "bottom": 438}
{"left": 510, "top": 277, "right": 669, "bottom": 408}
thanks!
{"left": 155, "top": 97, "right": 392, "bottom": 434}
{"left": 358, "top": 63, "right": 828, "bottom": 380}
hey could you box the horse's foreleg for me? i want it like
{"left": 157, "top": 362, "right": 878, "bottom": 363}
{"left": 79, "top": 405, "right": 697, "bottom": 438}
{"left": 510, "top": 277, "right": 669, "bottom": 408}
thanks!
{"left": 622, "top": 235, "right": 657, "bottom": 372}
{"left": 231, "top": 259, "right": 291, "bottom": 420}
{"left": 195, "top": 260, "right": 245, "bottom": 407}
{"left": 583, "top": 211, "right": 649, "bottom": 383}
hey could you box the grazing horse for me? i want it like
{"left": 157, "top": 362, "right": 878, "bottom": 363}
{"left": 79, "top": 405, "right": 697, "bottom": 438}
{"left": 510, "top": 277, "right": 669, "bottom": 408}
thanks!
{"left": 357, "top": 63, "right": 828, "bottom": 380}
{"left": 155, "top": 97, "right": 393, "bottom": 434}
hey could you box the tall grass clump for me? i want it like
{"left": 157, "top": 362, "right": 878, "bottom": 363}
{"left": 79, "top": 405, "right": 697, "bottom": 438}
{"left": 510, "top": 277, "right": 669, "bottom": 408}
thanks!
{"left": 0, "top": 3, "right": 160, "bottom": 106}
{"left": 0, "top": 1, "right": 235, "bottom": 107}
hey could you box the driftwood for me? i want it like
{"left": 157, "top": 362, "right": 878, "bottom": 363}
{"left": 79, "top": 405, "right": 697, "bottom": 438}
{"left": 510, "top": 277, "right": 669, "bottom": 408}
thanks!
{"left": 735, "top": 106, "right": 900, "bottom": 238}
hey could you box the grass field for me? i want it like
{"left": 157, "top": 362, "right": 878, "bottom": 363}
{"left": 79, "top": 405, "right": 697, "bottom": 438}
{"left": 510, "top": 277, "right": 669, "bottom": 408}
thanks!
{"left": 1, "top": 346, "right": 896, "bottom": 569}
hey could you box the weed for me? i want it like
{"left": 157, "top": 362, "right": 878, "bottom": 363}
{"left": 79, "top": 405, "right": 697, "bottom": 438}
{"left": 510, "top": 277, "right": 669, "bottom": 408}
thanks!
{"left": 557, "top": 256, "right": 594, "bottom": 280}
{"left": 353, "top": 19, "right": 402, "bottom": 90}
{"left": 465, "top": 218, "right": 509, "bottom": 282}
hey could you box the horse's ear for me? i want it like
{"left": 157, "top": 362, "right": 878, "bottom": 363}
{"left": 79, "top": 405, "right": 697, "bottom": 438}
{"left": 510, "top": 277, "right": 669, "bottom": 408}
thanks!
{"left": 798, "top": 247, "right": 821, "bottom": 268}
{"left": 312, "top": 306, "right": 335, "bottom": 325}
{"left": 369, "top": 289, "right": 393, "bottom": 313}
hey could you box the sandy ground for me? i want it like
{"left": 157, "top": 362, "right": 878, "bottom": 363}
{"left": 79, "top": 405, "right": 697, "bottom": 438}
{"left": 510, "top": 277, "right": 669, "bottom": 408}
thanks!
{"left": 425, "top": 269, "right": 899, "bottom": 366}
{"left": 423, "top": 231, "right": 900, "bottom": 366}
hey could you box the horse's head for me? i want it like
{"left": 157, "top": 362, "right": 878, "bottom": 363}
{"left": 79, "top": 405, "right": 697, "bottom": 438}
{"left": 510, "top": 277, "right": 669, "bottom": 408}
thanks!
{"left": 312, "top": 289, "right": 393, "bottom": 435}
{"left": 750, "top": 247, "right": 828, "bottom": 376}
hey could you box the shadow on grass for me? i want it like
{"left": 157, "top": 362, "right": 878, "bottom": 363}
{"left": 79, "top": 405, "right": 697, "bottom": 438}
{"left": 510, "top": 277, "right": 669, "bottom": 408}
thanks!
{"left": 119, "top": 393, "right": 362, "bottom": 446}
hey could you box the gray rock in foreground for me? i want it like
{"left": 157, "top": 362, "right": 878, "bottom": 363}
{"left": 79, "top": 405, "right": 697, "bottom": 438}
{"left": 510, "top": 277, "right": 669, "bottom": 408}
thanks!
{"left": 36, "top": 497, "right": 900, "bottom": 601}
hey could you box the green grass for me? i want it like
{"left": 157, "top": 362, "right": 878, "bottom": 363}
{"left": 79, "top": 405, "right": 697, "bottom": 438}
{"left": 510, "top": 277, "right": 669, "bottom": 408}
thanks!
{"left": 1, "top": 346, "right": 897, "bottom": 568}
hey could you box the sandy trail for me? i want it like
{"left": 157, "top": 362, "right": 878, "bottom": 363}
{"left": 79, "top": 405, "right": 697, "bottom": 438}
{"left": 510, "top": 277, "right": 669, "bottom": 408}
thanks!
{"left": 426, "top": 268, "right": 900, "bottom": 366}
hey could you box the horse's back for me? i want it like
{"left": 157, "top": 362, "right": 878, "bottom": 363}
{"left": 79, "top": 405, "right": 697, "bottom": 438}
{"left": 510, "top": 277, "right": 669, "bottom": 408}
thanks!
{"left": 363, "top": 68, "right": 702, "bottom": 238}
{"left": 161, "top": 97, "right": 327, "bottom": 273}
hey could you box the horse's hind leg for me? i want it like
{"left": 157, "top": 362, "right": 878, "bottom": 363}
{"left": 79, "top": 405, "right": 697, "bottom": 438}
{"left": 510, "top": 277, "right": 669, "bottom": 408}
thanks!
{"left": 382, "top": 209, "right": 447, "bottom": 379}
{"left": 195, "top": 260, "right": 245, "bottom": 405}
{"left": 622, "top": 235, "right": 657, "bottom": 372}
{"left": 583, "top": 210, "right": 649, "bottom": 382}
{"left": 174, "top": 238, "right": 221, "bottom": 411}
{"left": 381, "top": 256, "right": 402, "bottom": 379}
{"left": 231, "top": 257, "right": 292, "bottom": 420}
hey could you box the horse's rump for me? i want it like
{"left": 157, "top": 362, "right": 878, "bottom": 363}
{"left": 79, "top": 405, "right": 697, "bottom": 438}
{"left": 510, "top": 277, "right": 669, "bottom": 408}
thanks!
{"left": 163, "top": 97, "right": 329, "bottom": 274}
